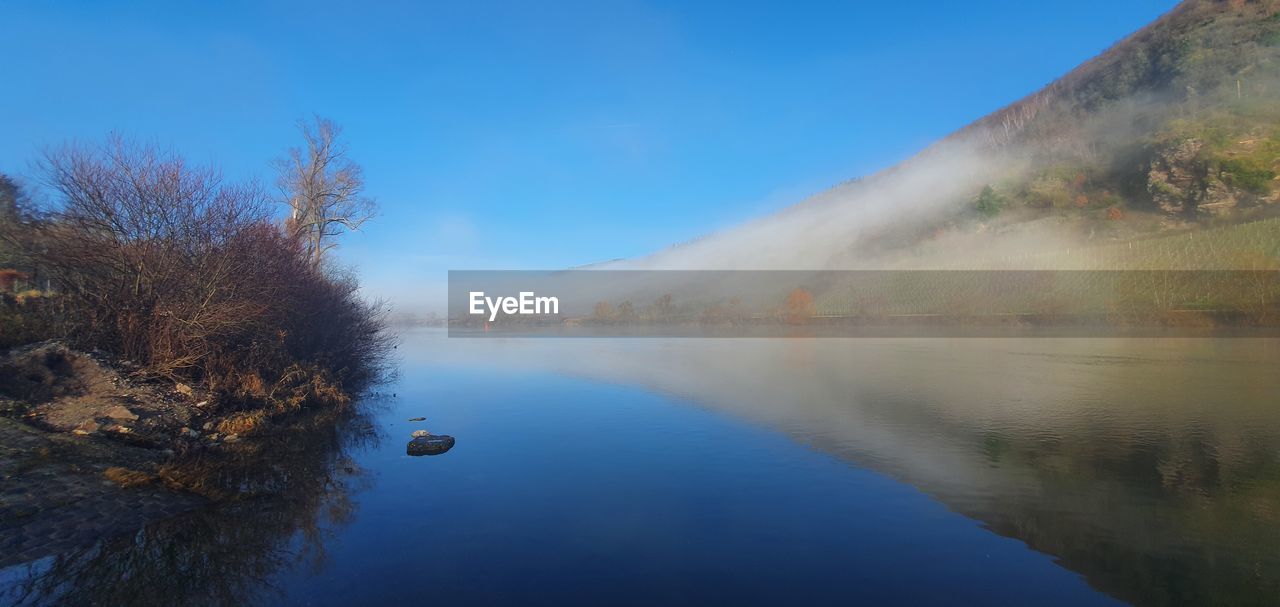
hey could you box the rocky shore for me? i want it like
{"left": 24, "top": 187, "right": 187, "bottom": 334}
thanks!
{"left": 0, "top": 341, "right": 260, "bottom": 450}
{"left": 0, "top": 341, "right": 292, "bottom": 568}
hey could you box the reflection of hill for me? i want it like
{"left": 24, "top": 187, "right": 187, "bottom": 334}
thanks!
{"left": 418, "top": 334, "right": 1280, "bottom": 606}
{"left": 1, "top": 408, "right": 380, "bottom": 606}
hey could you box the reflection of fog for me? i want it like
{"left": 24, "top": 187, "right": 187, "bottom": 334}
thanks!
{"left": 412, "top": 333, "right": 1280, "bottom": 606}
{"left": 2, "top": 407, "right": 380, "bottom": 607}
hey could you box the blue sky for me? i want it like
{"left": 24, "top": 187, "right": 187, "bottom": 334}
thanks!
{"left": 1, "top": 0, "right": 1179, "bottom": 308}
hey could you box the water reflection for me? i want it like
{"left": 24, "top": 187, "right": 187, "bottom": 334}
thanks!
{"left": 1, "top": 407, "right": 380, "bottom": 606}
{"left": 5, "top": 335, "right": 1277, "bottom": 606}
{"left": 421, "top": 335, "right": 1280, "bottom": 606}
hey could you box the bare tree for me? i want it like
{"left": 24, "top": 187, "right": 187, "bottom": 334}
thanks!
{"left": 28, "top": 135, "right": 393, "bottom": 396}
{"left": 275, "top": 117, "right": 376, "bottom": 266}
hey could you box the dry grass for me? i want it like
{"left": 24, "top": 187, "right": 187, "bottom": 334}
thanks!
{"left": 216, "top": 411, "right": 269, "bottom": 436}
{"left": 103, "top": 466, "right": 156, "bottom": 488}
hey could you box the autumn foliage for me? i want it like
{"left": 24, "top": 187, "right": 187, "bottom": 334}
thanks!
{"left": 785, "top": 287, "right": 815, "bottom": 325}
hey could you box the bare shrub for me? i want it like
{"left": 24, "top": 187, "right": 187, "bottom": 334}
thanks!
{"left": 27, "top": 136, "right": 392, "bottom": 413}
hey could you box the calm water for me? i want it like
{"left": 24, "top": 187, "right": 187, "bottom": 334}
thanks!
{"left": 7, "top": 332, "right": 1280, "bottom": 605}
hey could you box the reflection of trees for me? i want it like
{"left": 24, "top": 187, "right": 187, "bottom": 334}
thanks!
{"left": 971, "top": 425, "right": 1280, "bottom": 607}
{"left": 505, "top": 338, "right": 1280, "bottom": 607}
{"left": 808, "top": 361, "right": 1280, "bottom": 606}
{"left": 824, "top": 359, "right": 1279, "bottom": 606}
{"left": 2, "top": 407, "right": 379, "bottom": 606}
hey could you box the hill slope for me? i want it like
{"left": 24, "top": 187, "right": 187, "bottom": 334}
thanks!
{"left": 634, "top": 0, "right": 1280, "bottom": 270}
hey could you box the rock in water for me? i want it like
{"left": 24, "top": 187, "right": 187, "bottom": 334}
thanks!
{"left": 411, "top": 429, "right": 430, "bottom": 438}
{"left": 406, "top": 434, "right": 455, "bottom": 456}
{"left": 407, "top": 417, "right": 426, "bottom": 422}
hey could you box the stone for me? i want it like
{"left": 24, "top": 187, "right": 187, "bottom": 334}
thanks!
{"left": 224, "top": 434, "right": 240, "bottom": 443}
{"left": 106, "top": 405, "right": 138, "bottom": 421}
{"left": 72, "top": 420, "right": 100, "bottom": 436}
{"left": 406, "top": 434, "right": 455, "bottom": 456}
{"left": 1145, "top": 137, "right": 1244, "bottom": 216}
{"left": 411, "top": 429, "right": 430, "bottom": 438}
{"left": 407, "top": 417, "right": 426, "bottom": 422}
{"left": 174, "top": 382, "right": 193, "bottom": 396}
{"left": 202, "top": 422, "right": 214, "bottom": 431}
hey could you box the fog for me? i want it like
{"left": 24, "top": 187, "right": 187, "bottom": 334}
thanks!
{"left": 615, "top": 136, "right": 1012, "bottom": 270}
{"left": 599, "top": 78, "right": 1272, "bottom": 273}
{"left": 603, "top": 127, "right": 1093, "bottom": 272}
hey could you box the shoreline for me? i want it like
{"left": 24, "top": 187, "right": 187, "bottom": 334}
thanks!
{"left": 0, "top": 340, "right": 374, "bottom": 568}
{"left": 2, "top": 341, "right": 266, "bottom": 459}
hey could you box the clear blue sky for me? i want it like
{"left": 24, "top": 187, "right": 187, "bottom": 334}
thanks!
{"left": 0, "top": 0, "right": 1179, "bottom": 308}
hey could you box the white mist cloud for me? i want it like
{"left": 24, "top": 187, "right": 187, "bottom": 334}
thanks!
{"left": 615, "top": 136, "right": 1010, "bottom": 270}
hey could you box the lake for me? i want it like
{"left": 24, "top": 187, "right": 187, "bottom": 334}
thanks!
{"left": 6, "top": 331, "right": 1280, "bottom": 605}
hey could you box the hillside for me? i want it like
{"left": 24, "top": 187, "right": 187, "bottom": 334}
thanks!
{"left": 635, "top": 0, "right": 1280, "bottom": 270}
{"left": 964, "top": 0, "right": 1280, "bottom": 218}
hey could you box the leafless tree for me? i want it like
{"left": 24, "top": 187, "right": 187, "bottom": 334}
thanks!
{"left": 29, "top": 135, "right": 393, "bottom": 396}
{"left": 275, "top": 117, "right": 376, "bottom": 267}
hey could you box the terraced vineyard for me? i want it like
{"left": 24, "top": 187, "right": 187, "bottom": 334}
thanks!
{"left": 957, "top": 218, "right": 1280, "bottom": 271}
{"left": 814, "top": 219, "right": 1280, "bottom": 318}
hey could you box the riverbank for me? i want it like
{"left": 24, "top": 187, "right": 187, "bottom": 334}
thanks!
{"left": 2, "top": 371, "right": 378, "bottom": 605}
{"left": 0, "top": 340, "right": 337, "bottom": 568}
{"left": 0, "top": 340, "right": 384, "bottom": 573}
{"left": 1, "top": 341, "right": 269, "bottom": 454}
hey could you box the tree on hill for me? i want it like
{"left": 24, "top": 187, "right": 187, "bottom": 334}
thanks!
{"left": 974, "top": 185, "right": 1006, "bottom": 218}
